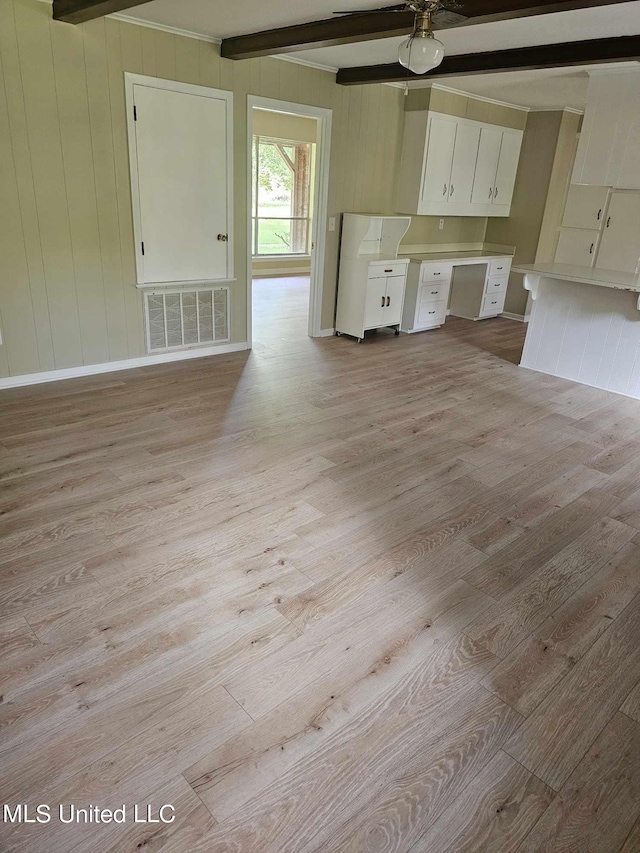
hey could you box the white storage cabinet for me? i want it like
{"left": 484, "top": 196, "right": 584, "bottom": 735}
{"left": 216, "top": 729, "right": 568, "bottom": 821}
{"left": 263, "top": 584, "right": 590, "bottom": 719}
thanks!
{"left": 397, "top": 111, "right": 523, "bottom": 218}
{"left": 336, "top": 215, "right": 411, "bottom": 343}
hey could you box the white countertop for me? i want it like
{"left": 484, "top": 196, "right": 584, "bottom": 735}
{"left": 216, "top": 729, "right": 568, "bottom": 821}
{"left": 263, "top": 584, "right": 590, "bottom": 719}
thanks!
{"left": 513, "top": 262, "right": 640, "bottom": 294}
{"left": 401, "top": 250, "right": 512, "bottom": 263}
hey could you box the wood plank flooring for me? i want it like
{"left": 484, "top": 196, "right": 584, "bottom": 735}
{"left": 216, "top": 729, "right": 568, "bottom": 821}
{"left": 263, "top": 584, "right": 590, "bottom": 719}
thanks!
{"left": 1, "top": 275, "right": 640, "bottom": 852}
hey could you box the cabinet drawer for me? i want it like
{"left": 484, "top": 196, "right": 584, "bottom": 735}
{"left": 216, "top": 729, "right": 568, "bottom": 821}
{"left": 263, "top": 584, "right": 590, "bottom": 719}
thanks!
{"left": 480, "top": 293, "right": 506, "bottom": 316}
{"left": 368, "top": 262, "right": 407, "bottom": 279}
{"left": 417, "top": 302, "right": 447, "bottom": 328}
{"left": 419, "top": 282, "right": 449, "bottom": 303}
{"left": 488, "top": 259, "right": 510, "bottom": 277}
{"left": 484, "top": 275, "right": 508, "bottom": 295}
{"left": 420, "top": 263, "right": 452, "bottom": 283}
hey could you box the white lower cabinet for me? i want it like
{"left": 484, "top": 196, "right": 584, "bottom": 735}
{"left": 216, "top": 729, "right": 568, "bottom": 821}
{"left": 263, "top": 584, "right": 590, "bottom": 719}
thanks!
{"left": 402, "top": 255, "right": 512, "bottom": 332}
{"left": 336, "top": 260, "right": 410, "bottom": 342}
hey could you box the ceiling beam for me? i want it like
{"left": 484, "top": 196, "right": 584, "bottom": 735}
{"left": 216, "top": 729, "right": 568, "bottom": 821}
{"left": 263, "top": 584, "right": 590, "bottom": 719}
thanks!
{"left": 336, "top": 35, "right": 640, "bottom": 85}
{"left": 53, "top": 0, "right": 155, "bottom": 24}
{"left": 220, "top": 0, "right": 629, "bottom": 61}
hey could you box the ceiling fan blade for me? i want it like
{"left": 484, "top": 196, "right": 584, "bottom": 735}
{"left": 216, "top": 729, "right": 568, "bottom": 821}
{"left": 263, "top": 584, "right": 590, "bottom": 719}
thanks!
{"left": 332, "top": 5, "right": 409, "bottom": 14}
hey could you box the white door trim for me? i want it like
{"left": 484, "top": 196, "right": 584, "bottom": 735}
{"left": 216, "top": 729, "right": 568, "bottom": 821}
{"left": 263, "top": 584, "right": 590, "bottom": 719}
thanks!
{"left": 124, "top": 72, "right": 234, "bottom": 287}
{"left": 247, "top": 96, "right": 333, "bottom": 341}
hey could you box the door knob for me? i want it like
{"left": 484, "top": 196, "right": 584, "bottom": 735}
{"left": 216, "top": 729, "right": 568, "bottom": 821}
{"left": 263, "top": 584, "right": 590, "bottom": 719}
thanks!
{"left": 217, "top": 233, "right": 229, "bottom": 242}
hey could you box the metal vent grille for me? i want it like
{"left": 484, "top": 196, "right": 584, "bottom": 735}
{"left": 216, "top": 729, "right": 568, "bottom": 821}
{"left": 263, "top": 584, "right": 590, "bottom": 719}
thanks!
{"left": 145, "top": 287, "right": 229, "bottom": 353}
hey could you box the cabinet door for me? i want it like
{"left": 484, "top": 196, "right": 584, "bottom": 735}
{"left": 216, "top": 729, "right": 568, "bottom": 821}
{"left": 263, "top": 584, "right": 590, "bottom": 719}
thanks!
{"left": 492, "top": 132, "right": 522, "bottom": 207}
{"left": 132, "top": 83, "right": 231, "bottom": 284}
{"left": 448, "top": 123, "right": 481, "bottom": 205}
{"left": 471, "top": 126, "right": 502, "bottom": 205}
{"left": 596, "top": 192, "right": 640, "bottom": 273}
{"left": 555, "top": 228, "right": 599, "bottom": 267}
{"left": 561, "top": 185, "right": 609, "bottom": 230}
{"left": 383, "top": 276, "right": 406, "bottom": 325}
{"left": 364, "top": 275, "right": 387, "bottom": 328}
{"left": 420, "top": 116, "right": 457, "bottom": 206}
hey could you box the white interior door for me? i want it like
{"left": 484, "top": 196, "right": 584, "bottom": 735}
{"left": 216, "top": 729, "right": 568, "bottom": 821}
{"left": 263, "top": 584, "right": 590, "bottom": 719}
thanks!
{"left": 448, "top": 123, "right": 481, "bottom": 205}
{"left": 596, "top": 192, "right": 640, "bottom": 273}
{"left": 133, "top": 83, "right": 230, "bottom": 284}
{"left": 492, "top": 132, "right": 522, "bottom": 207}
{"left": 471, "top": 126, "right": 502, "bottom": 205}
{"left": 420, "top": 116, "right": 456, "bottom": 206}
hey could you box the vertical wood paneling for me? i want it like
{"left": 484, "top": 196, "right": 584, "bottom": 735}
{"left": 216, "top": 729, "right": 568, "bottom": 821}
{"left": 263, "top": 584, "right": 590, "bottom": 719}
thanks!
{"left": 153, "top": 30, "right": 176, "bottom": 80}
{"left": 0, "top": 0, "right": 55, "bottom": 371}
{"left": 0, "top": 26, "right": 37, "bottom": 377}
{"left": 198, "top": 41, "right": 220, "bottom": 89}
{"left": 14, "top": 0, "right": 83, "bottom": 369}
{"left": 279, "top": 61, "right": 299, "bottom": 104}
{"left": 51, "top": 21, "right": 110, "bottom": 365}
{"left": 174, "top": 33, "right": 200, "bottom": 86}
{"left": 83, "top": 16, "right": 128, "bottom": 361}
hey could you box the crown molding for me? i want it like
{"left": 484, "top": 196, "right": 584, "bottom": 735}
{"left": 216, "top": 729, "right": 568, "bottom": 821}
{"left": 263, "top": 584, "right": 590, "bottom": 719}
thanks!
{"left": 424, "top": 82, "right": 531, "bottom": 111}
{"left": 274, "top": 54, "right": 339, "bottom": 74}
{"left": 107, "top": 13, "right": 222, "bottom": 44}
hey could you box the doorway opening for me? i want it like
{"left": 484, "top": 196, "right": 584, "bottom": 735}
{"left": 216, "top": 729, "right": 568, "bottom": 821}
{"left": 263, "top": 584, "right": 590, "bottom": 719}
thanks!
{"left": 247, "top": 97, "right": 332, "bottom": 346}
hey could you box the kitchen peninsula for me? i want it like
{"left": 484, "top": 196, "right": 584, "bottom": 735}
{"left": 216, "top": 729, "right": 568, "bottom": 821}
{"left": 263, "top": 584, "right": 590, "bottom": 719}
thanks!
{"left": 514, "top": 262, "right": 640, "bottom": 399}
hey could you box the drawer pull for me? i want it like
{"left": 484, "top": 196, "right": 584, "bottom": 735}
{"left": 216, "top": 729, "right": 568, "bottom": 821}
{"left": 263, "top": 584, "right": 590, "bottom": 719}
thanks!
{"left": 433, "top": 272, "right": 441, "bottom": 276}
{"left": 431, "top": 290, "right": 438, "bottom": 294}
{"left": 384, "top": 269, "right": 393, "bottom": 273}
{"left": 428, "top": 310, "right": 436, "bottom": 315}
{"left": 496, "top": 266, "right": 503, "bottom": 270}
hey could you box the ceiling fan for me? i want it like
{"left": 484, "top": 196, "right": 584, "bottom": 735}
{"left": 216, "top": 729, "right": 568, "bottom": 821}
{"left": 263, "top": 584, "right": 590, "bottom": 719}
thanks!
{"left": 334, "top": 1, "right": 466, "bottom": 75}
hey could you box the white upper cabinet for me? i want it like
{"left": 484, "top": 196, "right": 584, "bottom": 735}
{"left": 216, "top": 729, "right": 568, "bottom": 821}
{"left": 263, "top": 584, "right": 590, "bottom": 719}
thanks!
{"left": 126, "top": 74, "right": 233, "bottom": 286}
{"left": 420, "top": 116, "right": 457, "bottom": 205}
{"left": 397, "top": 110, "right": 523, "bottom": 217}
{"left": 448, "top": 123, "right": 481, "bottom": 205}
{"left": 572, "top": 72, "right": 640, "bottom": 189}
{"left": 492, "top": 132, "right": 522, "bottom": 208}
{"left": 595, "top": 192, "right": 640, "bottom": 273}
{"left": 561, "top": 185, "right": 609, "bottom": 229}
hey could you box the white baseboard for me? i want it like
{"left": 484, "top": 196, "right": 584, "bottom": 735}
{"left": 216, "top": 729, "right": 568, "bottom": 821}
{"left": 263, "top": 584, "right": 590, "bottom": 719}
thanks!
{"left": 501, "top": 312, "right": 529, "bottom": 322}
{"left": 0, "top": 342, "right": 250, "bottom": 390}
{"left": 316, "top": 328, "right": 335, "bottom": 337}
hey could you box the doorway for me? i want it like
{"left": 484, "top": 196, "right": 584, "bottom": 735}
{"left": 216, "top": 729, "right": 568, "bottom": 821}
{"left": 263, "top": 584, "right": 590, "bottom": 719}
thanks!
{"left": 247, "top": 97, "right": 332, "bottom": 345}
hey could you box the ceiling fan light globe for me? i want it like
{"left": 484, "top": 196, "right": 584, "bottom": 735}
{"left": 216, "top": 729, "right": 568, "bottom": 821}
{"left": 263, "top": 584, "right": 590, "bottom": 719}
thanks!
{"left": 398, "top": 33, "right": 445, "bottom": 75}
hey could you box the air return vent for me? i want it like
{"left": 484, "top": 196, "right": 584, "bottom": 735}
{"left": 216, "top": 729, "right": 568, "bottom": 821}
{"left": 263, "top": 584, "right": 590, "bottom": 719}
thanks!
{"left": 144, "top": 287, "right": 229, "bottom": 353}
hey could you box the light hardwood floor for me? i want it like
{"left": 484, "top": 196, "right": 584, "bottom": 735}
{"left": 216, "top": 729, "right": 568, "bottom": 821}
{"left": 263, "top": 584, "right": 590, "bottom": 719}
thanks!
{"left": 2, "top": 275, "right": 640, "bottom": 852}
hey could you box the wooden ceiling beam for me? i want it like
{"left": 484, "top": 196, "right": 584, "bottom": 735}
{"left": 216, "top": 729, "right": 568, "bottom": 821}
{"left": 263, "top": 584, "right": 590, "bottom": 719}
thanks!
{"left": 53, "top": 0, "right": 155, "bottom": 25}
{"left": 336, "top": 35, "right": 640, "bottom": 84}
{"left": 220, "top": 0, "right": 630, "bottom": 61}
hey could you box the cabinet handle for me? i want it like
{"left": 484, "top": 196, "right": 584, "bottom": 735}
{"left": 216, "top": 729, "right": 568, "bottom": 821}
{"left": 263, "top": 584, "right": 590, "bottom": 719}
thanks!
{"left": 386, "top": 296, "right": 390, "bottom": 307}
{"left": 428, "top": 310, "right": 436, "bottom": 314}
{"left": 606, "top": 216, "right": 611, "bottom": 228}
{"left": 597, "top": 208, "right": 602, "bottom": 220}
{"left": 449, "top": 184, "right": 454, "bottom": 196}
{"left": 494, "top": 187, "right": 499, "bottom": 199}
{"left": 489, "top": 188, "right": 493, "bottom": 198}
{"left": 496, "top": 266, "right": 503, "bottom": 270}
{"left": 589, "top": 243, "right": 594, "bottom": 254}
{"left": 381, "top": 296, "right": 385, "bottom": 308}
{"left": 217, "top": 233, "right": 228, "bottom": 242}
{"left": 443, "top": 183, "right": 447, "bottom": 196}
{"left": 433, "top": 272, "right": 441, "bottom": 276}
{"left": 384, "top": 269, "right": 393, "bottom": 273}
{"left": 431, "top": 290, "right": 438, "bottom": 294}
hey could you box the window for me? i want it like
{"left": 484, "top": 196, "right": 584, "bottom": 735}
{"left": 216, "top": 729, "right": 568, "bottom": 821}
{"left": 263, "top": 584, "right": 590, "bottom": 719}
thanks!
{"left": 252, "top": 135, "right": 315, "bottom": 257}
